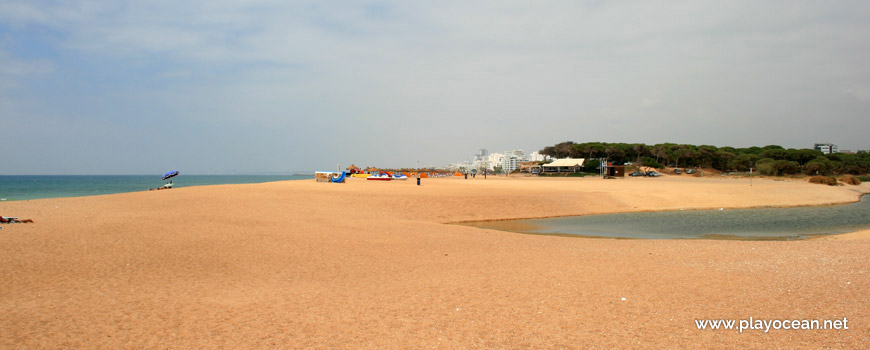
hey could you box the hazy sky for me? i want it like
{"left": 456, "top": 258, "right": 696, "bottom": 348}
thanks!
{"left": 2, "top": 1, "right": 869, "bottom": 174}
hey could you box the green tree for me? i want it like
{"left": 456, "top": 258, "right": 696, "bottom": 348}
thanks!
{"left": 714, "top": 151, "right": 736, "bottom": 170}
{"left": 584, "top": 159, "right": 601, "bottom": 173}
{"left": 776, "top": 160, "right": 801, "bottom": 175}
{"left": 757, "top": 158, "right": 799, "bottom": 176}
{"left": 579, "top": 142, "right": 606, "bottom": 159}
{"left": 553, "top": 141, "right": 575, "bottom": 158}
{"left": 605, "top": 144, "right": 626, "bottom": 162}
{"left": 740, "top": 146, "right": 764, "bottom": 155}
{"left": 698, "top": 145, "right": 719, "bottom": 168}
{"left": 804, "top": 157, "right": 831, "bottom": 175}
{"left": 674, "top": 145, "right": 699, "bottom": 168}
{"left": 538, "top": 141, "right": 868, "bottom": 177}
{"left": 729, "top": 154, "right": 754, "bottom": 171}
{"left": 787, "top": 148, "right": 822, "bottom": 167}
{"left": 756, "top": 158, "right": 777, "bottom": 175}
{"left": 837, "top": 153, "right": 868, "bottom": 175}
{"left": 760, "top": 148, "right": 789, "bottom": 160}
{"left": 824, "top": 153, "right": 843, "bottom": 162}
{"left": 652, "top": 144, "right": 670, "bottom": 165}
{"left": 540, "top": 146, "right": 557, "bottom": 158}
{"left": 632, "top": 143, "right": 649, "bottom": 164}
{"left": 641, "top": 156, "right": 663, "bottom": 169}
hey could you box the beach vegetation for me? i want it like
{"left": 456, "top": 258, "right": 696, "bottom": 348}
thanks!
{"left": 838, "top": 176, "right": 861, "bottom": 185}
{"left": 540, "top": 141, "right": 870, "bottom": 176}
{"left": 808, "top": 176, "right": 838, "bottom": 186}
{"left": 584, "top": 159, "right": 601, "bottom": 173}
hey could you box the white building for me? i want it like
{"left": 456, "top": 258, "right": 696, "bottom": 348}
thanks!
{"left": 528, "top": 151, "right": 550, "bottom": 162}
{"left": 487, "top": 153, "right": 504, "bottom": 171}
{"left": 814, "top": 143, "right": 838, "bottom": 154}
{"left": 456, "top": 148, "right": 551, "bottom": 172}
{"left": 501, "top": 150, "right": 528, "bottom": 173}
{"left": 448, "top": 161, "right": 472, "bottom": 171}
{"left": 473, "top": 149, "right": 489, "bottom": 162}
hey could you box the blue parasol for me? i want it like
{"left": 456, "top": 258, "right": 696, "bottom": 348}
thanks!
{"left": 162, "top": 170, "right": 180, "bottom": 181}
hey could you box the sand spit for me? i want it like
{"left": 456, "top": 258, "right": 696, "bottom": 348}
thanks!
{"left": 1, "top": 176, "right": 868, "bottom": 349}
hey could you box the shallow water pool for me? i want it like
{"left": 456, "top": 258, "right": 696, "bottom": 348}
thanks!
{"left": 461, "top": 196, "right": 870, "bottom": 240}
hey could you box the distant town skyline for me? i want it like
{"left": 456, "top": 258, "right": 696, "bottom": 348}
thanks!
{"left": 444, "top": 141, "right": 866, "bottom": 173}
{"left": 2, "top": 1, "right": 870, "bottom": 174}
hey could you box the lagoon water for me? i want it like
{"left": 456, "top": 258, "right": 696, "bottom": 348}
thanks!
{"left": 0, "top": 175, "right": 313, "bottom": 201}
{"left": 464, "top": 196, "right": 870, "bottom": 240}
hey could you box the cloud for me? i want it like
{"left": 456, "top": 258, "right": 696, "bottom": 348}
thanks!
{"left": 844, "top": 86, "right": 870, "bottom": 102}
{"left": 0, "top": 49, "right": 54, "bottom": 77}
{"left": 2, "top": 1, "right": 870, "bottom": 173}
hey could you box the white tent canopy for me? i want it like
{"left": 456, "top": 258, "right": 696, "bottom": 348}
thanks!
{"left": 543, "top": 158, "right": 585, "bottom": 168}
{"left": 542, "top": 158, "right": 586, "bottom": 172}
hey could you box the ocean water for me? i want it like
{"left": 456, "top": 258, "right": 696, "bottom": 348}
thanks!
{"left": 0, "top": 175, "right": 313, "bottom": 201}
{"left": 462, "top": 195, "right": 870, "bottom": 240}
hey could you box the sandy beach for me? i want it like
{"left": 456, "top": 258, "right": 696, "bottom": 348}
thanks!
{"left": 1, "top": 176, "right": 868, "bottom": 349}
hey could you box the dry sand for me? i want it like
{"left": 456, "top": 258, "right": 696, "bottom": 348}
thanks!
{"left": 1, "top": 176, "right": 868, "bottom": 349}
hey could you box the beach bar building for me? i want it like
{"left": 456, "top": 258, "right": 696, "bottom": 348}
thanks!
{"left": 542, "top": 158, "right": 585, "bottom": 173}
{"left": 518, "top": 161, "right": 543, "bottom": 174}
{"left": 605, "top": 165, "right": 625, "bottom": 178}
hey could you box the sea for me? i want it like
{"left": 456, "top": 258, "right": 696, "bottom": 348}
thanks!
{"left": 0, "top": 175, "right": 314, "bottom": 201}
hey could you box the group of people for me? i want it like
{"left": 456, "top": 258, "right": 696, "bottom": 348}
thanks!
{"left": 1, "top": 216, "right": 34, "bottom": 224}
{"left": 4, "top": 181, "right": 176, "bottom": 228}
{"left": 149, "top": 180, "right": 174, "bottom": 191}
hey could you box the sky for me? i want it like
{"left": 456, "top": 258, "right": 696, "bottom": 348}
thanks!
{"left": 1, "top": 0, "right": 869, "bottom": 175}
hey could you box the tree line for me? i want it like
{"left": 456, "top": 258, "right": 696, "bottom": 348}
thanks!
{"left": 539, "top": 142, "right": 870, "bottom": 176}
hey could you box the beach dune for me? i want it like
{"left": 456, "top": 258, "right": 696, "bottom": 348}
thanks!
{"left": 1, "top": 176, "right": 868, "bottom": 348}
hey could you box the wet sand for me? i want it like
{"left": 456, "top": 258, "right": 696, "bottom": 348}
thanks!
{"left": 1, "top": 176, "right": 868, "bottom": 348}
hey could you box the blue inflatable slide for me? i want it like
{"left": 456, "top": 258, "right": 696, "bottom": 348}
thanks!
{"left": 330, "top": 171, "right": 347, "bottom": 183}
